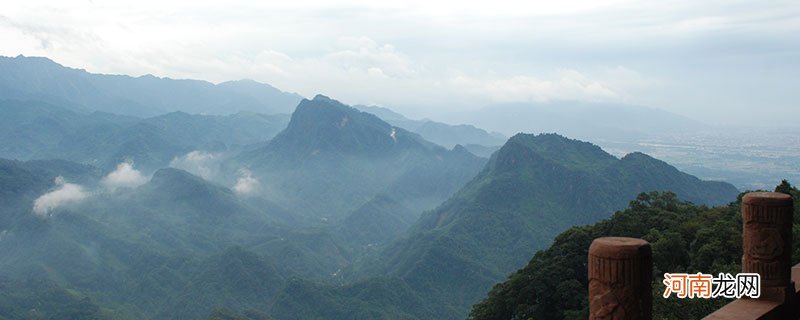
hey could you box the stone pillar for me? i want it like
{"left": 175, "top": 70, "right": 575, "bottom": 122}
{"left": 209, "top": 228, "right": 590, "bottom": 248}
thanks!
{"left": 589, "top": 237, "right": 652, "bottom": 320}
{"left": 742, "top": 192, "right": 794, "bottom": 302}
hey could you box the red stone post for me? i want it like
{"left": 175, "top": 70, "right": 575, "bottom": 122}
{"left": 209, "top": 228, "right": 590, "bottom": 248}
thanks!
{"left": 588, "top": 237, "right": 653, "bottom": 320}
{"left": 742, "top": 192, "right": 794, "bottom": 302}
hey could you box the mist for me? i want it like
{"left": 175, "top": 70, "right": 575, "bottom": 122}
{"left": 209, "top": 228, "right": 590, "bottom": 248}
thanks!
{"left": 169, "top": 151, "right": 221, "bottom": 180}
{"left": 32, "top": 176, "right": 91, "bottom": 217}
{"left": 233, "top": 168, "right": 260, "bottom": 196}
{"left": 101, "top": 162, "right": 148, "bottom": 191}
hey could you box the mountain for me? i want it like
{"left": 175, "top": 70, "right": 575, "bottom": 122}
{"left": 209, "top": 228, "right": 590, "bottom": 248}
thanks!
{"left": 269, "top": 277, "right": 434, "bottom": 320}
{"left": 0, "top": 55, "right": 303, "bottom": 116}
{"left": 461, "top": 144, "right": 500, "bottom": 158}
{"left": 235, "top": 95, "right": 488, "bottom": 220}
{"left": 52, "top": 111, "right": 290, "bottom": 171}
{"left": 76, "top": 167, "right": 300, "bottom": 256}
{"left": 355, "top": 105, "right": 506, "bottom": 149}
{"left": 447, "top": 101, "right": 705, "bottom": 142}
{"left": 0, "top": 158, "right": 101, "bottom": 230}
{"left": 0, "top": 54, "right": 751, "bottom": 319}
{"left": 0, "top": 274, "right": 111, "bottom": 320}
{"left": 141, "top": 111, "right": 290, "bottom": 148}
{"left": 0, "top": 99, "right": 136, "bottom": 160}
{"left": 338, "top": 194, "right": 416, "bottom": 248}
{"left": 338, "top": 133, "right": 739, "bottom": 319}
{"left": 160, "top": 246, "right": 285, "bottom": 320}
{"left": 264, "top": 96, "right": 432, "bottom": 157}
{"left": 0, "top": 160, "right": 320, "bottom": 319}
{"left": 0, "top": 93, "right": 492, "bottom": 318}
{"left": 413, "top": 122, "right": 506, "bottom": 149}
{"left": 0, "top": 99, "right": 290, "bottom": 171}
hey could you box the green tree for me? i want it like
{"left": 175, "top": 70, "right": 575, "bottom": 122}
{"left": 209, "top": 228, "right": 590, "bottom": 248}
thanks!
{"left": 469, "top": 190, "right": 757, "bottom": 320}
{"left": 776, "top": 179, "right": 793, "bottom": 195}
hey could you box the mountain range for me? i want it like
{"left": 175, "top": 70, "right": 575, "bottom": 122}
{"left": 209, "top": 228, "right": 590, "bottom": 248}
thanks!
{"left": 355, "top": 105, "right": 507, "bottom": 150}
{"left": 234, "top": 95, "right": 488, "bottom": 221}
{"left": 0, "top": 99, "right": 290, "bottom": 171}
{"left": 0, "top": 55, "right": 303, "bottom": 116}
{"left": 0, "top": 56, "right": 745, "bottom": 320}
{"left": 276, "top": 133, "right": 739, "bottom": 319}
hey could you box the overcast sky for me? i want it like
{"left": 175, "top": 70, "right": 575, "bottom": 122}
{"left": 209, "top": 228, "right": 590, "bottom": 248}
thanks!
{"left": 1, "top": 0, "right": 798, "bottom": 125}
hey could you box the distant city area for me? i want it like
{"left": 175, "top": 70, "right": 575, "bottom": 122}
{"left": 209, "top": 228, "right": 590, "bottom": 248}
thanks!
{"left": 599, "top": 127, "right": 800, "bottom": 191}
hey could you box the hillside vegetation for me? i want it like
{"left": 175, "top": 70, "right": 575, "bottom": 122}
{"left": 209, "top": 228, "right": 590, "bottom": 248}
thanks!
{"left": 470, "top": 181, "right": 798, "bottom": 320}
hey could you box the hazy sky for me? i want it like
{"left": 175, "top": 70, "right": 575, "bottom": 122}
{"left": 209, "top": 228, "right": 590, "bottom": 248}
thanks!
{"left": 1, "top": 0, "right": 798, "bottom": 125}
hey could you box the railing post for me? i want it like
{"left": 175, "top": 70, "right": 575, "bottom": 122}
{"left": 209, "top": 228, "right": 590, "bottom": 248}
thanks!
{"left": 742, "top": 192, "right": 795, "bottom": 303}
{"left": 704, "top": 191, "right": 796, "bottom": 319}
{"left": 588, "top": 237, "right": 653, "bottom": 320}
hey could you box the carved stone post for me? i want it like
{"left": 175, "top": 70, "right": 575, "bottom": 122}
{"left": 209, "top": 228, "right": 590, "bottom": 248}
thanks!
{"left": 742, "top": 192, "right": 794, "bottom": 302}
{"left": 589, "top": 237, "right": 652, "bottom": 320}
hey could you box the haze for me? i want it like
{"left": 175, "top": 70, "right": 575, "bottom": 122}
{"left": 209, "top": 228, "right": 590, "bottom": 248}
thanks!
{"left": 1, "top": 0, "right": 797, "bottom": 125}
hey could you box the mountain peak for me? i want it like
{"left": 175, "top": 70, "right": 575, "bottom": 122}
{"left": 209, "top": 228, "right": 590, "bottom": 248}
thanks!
{"left": 1, "top": 55, "right": 74, "bottom": 73}
{"left": 494, "top": 133, "right": 617, "bottom": 172}
{"left": 157, "top": 111, "right": 192, "bottom": 119}
{"left": 148, "top": 168, "right": 230, "bottom": 197}
{"left": 217, "top": 78, "right": 284, "bottom": 92}
{"left": 341, "top": 194, "right": 415, "bottom": 245}
{"left": 619, "top": 152, "right": 674, "bottom": 171}
{"left": 311, "top": 94, "right": 335, "bottom": 102}
{"left": 268, "top": 94, "right": 422, "bottom": 157}
{"left": 5, "top": 55, "right": 58, "bottom": 64}
{"left": 452, "top": 144, "right": 468, "bottom": 153}
{"left": 144, "top": 168, "right": 242, "bottom": 217}
{"left": 149, "top": 168, "right": 207, "bottom": 188}
{"left": 621, "top": 151, "right": 653, "bottom": 161}
{"left": 506, "top": 132, "right": 579, "bottom": 145}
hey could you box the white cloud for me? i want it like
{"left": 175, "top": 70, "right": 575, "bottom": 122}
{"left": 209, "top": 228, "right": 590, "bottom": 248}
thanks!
{"left": 233, "top": 168, "right": 260, "bottom": 196}
{"left": 32, "top": 176, "right": 91, "bottom": 217}
{"left": 450, "top": 69, "right": 620, "bottom": 103}
{"left": 101, "top": 162, "right": 148, "bottom": 191}
{"left": 324, "top": 36, "right": 417, "bottom": 77}
{"left": 169, "top": 151, "right": 220, "bottom": 179}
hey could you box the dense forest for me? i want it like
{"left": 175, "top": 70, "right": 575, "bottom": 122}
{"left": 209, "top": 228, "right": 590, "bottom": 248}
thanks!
{"left": 470, "top": 181, "right": 798, "bottom": 320}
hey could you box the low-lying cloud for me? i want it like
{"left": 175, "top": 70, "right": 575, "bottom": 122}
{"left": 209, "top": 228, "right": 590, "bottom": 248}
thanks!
{"left": 32, "top": 176, "right": 91, "bottom": 217}
{"left": 233, "top": 168, "right": 260, "bottom": 196}
{"left": 169, "top": 151, "right": 220, "bottom": 180}
{"left": 101, "top": 162, "right": 148, "bottom": 191}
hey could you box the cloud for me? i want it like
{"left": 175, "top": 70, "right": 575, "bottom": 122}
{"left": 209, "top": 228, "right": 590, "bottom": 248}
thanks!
{"left": 101, "top": 162, "right": 148, "bottom": 191}
{"left": 1, "top": 1, "right": 797, "bottom": 124}
{"left": 32, "top": 176, "right": 91, "bottom": 217}
{"left": 324, "top": 36, "right": 417, "bottom": 78}
{"left": 169, "top": 151, "right": 220, "bottom": 179}
{"left": 233, "top": 168, "right": 260, "bottom": 196}
{"left": 450, "top": 69, "right": 620, "bottom": 103}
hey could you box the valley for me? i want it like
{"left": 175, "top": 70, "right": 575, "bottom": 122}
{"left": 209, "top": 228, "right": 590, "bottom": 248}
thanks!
{"left": 0, "top": 56, "right": 780, "bottom": 320}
